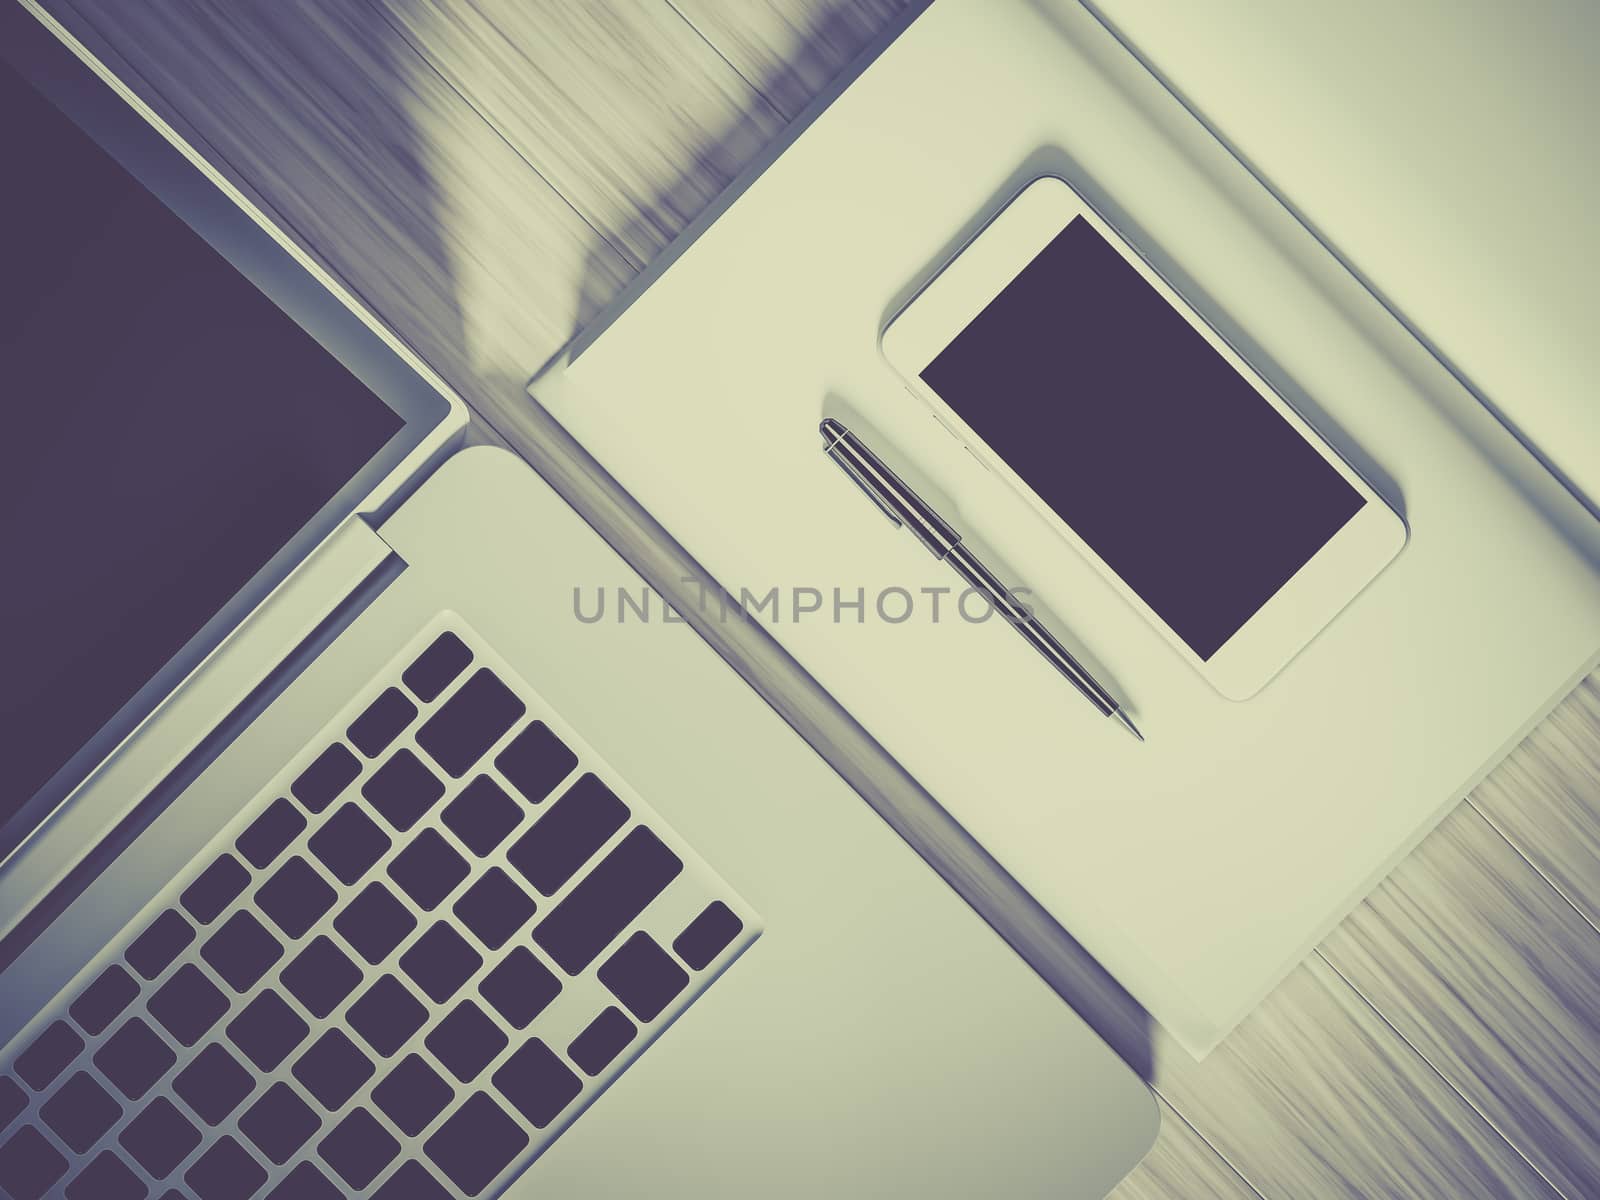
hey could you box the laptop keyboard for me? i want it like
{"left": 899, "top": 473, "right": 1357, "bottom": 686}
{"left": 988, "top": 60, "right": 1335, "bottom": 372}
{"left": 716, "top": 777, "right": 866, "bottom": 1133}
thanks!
{"left": 0, "top": 620, "right": 761, "bottom": 1200}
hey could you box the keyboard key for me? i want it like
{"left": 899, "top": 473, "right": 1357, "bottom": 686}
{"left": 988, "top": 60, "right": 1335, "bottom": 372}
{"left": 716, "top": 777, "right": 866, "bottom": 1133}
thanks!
{"left": 0, "top": 1124, "right": 67, "bottom": 1200}
{"left": 442, "top": 775, "right": 522, "bottom": 856}
{"left": 184, "top": 1135, "right": 265, "bottom": 1200}
{"left": 235, "top": 798, "right": 305, "bottom": 870}
{"left": 292, "top": 743, "right": 360, "bottom": 814}
{"left": 371, "top": 1054, "right": 451, "bottom": 1137}
{"left": 281, "top": 935, "right": 362, "bottom": 1019}
{"left": 495, "top": 722, "right": 578, "bottom": 805}
{"left": 181, "top": 854, "right": 250, "bottom": 925}
{"left": 0, "top": 1077, "right": 23, "bottom": 1133}
{"left": 347, "top": 975, "right": 426, "bottom": 1057}
{"left": 425, "top": 1001, "right": 507, "bottom": 1084}
{"left": 308, "top": 802, "right": 390, "bottom": 886}
{"left": 226, "top": 990, "right": 308, "bottom": 1072}
{"left": 172, "top": 1044, "right": 253, "bottom": 1125}
{"left": 403, "top": 631, "right": 472, "bottom": 702}
{"left": 255, "top": 855, "right": 337, "bottom": 939}
{"left": 568, "top": 1006, "right": 636, "bottom": 1077}
{"left": 65, "top": 1149, "right": 145, "bottom": 1200}
{"left": 264, "top": 1161, "right": 342, "bottom": 1200}
{"left": 508, "top": 773, "right": 627, "bottom": 896}
{"left": 147, "top": 964, "right": 228, "bottom": 1047}
{"left": 41, "top": 1071, "right": 121, "bottom": 1153}
{"left": 416, "top": 669, "right": 525, "bottom": 779}
{"left": 70, "top": 964, "right": 138, "bottom": 1035}
{"left": 424, "top": 1092, "right": 528, "bottom": 1197}
{"left": 400, "top": 923, "right": 482, "bottom": 1004}
{"left": 362, "top": 748, "right": 445, "bottom": 832}
{"left": 334, "top": 881, "right": 416, "bottom": 964}
{"left": 118, "top": 1096, "right": 200, "bottom": 1179}
{"left": 534, "top": 828, "right": 682, "bottom": 975}
{"left": 292, "top": 1029, "right": 373, "bottom": 1112}
{"left": 373, "top": 1160, "right": 452, "bottom": 1200}
{"left": 126, "top": 911, "right": 194, "bottom": 981}
{"left": 348, "top": 687, "right": 417, "bottom": 758}
{"left": 599, "top": 932, "right": 689, "bottom": 1022}
{"left": 674, "top": 900, "right": 745, "bottom": 970}
{"left": 15, "top": 1020, "right": 82, "bottom": 1090}
{"left": 387, "top": 828, "right": 469, "bottom": 911}
{"left": 478, "top": 947, "right": 561, "bottom": 1030}
{"left": 493, "top": 1039, "right": 581, "bottom": 1129}
{"left": 318, "top": 1107, "right": 398, "bottom": 1191}
{"left": 95, "top": 1018, "right": 175, "bottom": 1101}
{"left": 452, "top": 868, "right": 535, "bottom": 951}
{"left": 239, "top": 1082, "right": 320, "bottom": 1165}
{"left": 201, "top": 911, "right": 283, "bottom": 993}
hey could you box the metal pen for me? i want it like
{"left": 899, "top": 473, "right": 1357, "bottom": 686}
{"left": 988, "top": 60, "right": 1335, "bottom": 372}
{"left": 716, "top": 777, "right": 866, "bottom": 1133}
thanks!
{"left": 820, "top": 417, "right": 1143, "bottom": 742}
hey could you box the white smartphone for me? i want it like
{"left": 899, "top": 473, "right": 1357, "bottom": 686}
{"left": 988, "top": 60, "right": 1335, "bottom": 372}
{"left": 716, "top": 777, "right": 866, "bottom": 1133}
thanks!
{"left": 881, "top": 175, "right": 1406, "bottom": 700}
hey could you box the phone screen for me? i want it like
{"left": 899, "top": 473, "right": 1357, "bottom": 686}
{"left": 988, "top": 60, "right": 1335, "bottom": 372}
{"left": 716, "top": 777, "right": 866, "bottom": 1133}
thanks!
{"left": 920, "top": 215, "right": 1365, "bottom": 660}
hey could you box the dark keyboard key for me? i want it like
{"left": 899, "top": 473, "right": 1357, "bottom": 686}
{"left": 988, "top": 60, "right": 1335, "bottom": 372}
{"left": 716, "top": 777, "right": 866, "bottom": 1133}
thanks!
{"left": 292, "top": 1029, "right": 373, "bottom": 1112}
{"left": 442, "top": 775, "right": 522, "bottom": 856}
{"left": 317, "top": 1107, "right": 398, "bottom": 1191}
{"left": 334, "top": 881, "right": 417, "bottom": 964}
{"left": 65, "top": 1149, "right": 145, "bottom": 1200}
{"left": 425, "top": 1001, "right": 507, "bottom": 1084}
{"left": 235, "top": 798, "right": 305, "bottom": 870}
{"left": 404, "top": 631, "right": 472, "bottom": 702}
{"left": 373, "top": 1160, "right": 452, "bottom": 1200}
{"left": 239, "top": 1082, "right": 320, "bottom": 1165}
{"left": 172, "top": 1044, "right": 253, "bottom": 1125}
{"left": 674, "top": 900, "right": 745, "bottom": 970}
{"left": 201, "top": 911, "right": 283, "bottom": 994}
{"left": 371, "top": 1054, "right": 451, "bottom": 1137}
{"left": 281, "top": 935, "right": 362, "bottom": 1019}
{"left": 362, "top": 749, "right": 445, "bottom": 832}
{"left": 494, "top": 722, "right": 578, "bottom": 805}
{"left": 424, "top": 1092, "right": 528, "bottom": 1197}
{"left": 255, "top": 855, "right": 337, "bottom": 939}
{"left": 226, "top": 990, "right": 308, "bottom": 1072}
{"left": 568, "top": 1006, "right": 636, "bottom": 1077}
{"left": 599, "top": 931, "right": 689, "bottom": 1022}
{"left": 453, "top": 868, "right": 536, "bottom": 952}
{"left": 148, "top": 964, "right": 228, "bottom": 1047}
{"left": 0, "top": 1077, "right": 23, "bottom": 1133}
{"left": 493, "top": 1039, "right": 581, "bottom": 1129}
{"left": 126, "top": 911, "right": 194, "bottom": 981}
{"left": 15, "top": 1020, "right": 82, "bottom": 1090}
{"left": 348, "top": 687, "right": 418, "bottom": 758}
{"left": 118, "top": 1096, "right": 200, "bottom": 1179}
{"left": 0, "top": 1124, "right": 67, "bottom": 1200}
{"left": 41, "top": 1070, "right": 120, "bottom": 1153}
{"left": 184, "top": 1135, "right": 265, "bottom": 1200}
{"left": 181, "top": 855, "right": 250, "bottom": 925}
{"left": 534, "top": 828, "right": 682, "bottom": 975}
{"left": 264, "top": 1161, "right": 341, "bottom": 1200}
{"left": 400, "top": 923, "right": 482, "bottom": 1004}
{"left": 292, "top": 743, "right": 361, "bottom": 814}
{"left": 478, "top": 947, "right": 561, "bottom": 1029}
{"left": 508, "top": 773, "right": 627, "bottom": 896}
{"left": 386, "top": 828, "right": 469, "bottom": 911}
{"left": 347, "top": 975, "right": 426, "bottom": 1057}
{"left": 416, "top": 669, "right": 525, "bottom": 779}
{"left": 71, "top": 964, "right": 139, "bottom": 1037}
{"left": 95, "top": 1018, "right": 175, "bottom": 1101}
{"left": 308, "top": 802, "right": 390, "bottom": 886}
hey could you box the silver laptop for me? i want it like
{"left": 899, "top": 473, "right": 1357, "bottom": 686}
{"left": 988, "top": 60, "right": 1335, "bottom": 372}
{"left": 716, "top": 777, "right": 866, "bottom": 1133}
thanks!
{"left": 0, "top": 4, "right": 1157, "bottom": 1198}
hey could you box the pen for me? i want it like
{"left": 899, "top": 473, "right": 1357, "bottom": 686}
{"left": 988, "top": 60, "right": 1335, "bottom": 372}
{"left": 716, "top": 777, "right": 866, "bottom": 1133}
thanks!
{"left": 820, "top": 417, "right": 1144, "bottom": 742}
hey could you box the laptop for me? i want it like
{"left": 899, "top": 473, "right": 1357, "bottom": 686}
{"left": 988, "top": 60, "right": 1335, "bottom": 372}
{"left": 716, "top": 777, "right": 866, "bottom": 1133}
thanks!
{"left": 0, "top": 3, "right": 1157, "bottom": 1198}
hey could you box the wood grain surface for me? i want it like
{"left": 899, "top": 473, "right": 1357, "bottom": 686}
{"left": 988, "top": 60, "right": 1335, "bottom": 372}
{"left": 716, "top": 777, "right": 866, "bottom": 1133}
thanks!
{"left": 39, "top": 0, "right": 1600, "bottom": 1195}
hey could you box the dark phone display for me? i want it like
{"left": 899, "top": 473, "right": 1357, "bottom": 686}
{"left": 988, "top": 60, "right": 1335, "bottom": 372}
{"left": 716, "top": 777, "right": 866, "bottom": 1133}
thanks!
{"left": 921, "top": 215, "right": 1365, "bottom": 660}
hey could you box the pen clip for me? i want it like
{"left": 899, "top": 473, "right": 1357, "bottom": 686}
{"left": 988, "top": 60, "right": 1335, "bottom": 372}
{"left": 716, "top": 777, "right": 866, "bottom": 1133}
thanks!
{"left": 826, "top": 447, "right": 904, "bottom": 528}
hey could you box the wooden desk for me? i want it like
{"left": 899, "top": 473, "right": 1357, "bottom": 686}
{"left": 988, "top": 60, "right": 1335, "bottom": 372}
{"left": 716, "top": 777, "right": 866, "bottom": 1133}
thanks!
{"left": 40, "top": 1, "right": 1600, "bottom": 1194}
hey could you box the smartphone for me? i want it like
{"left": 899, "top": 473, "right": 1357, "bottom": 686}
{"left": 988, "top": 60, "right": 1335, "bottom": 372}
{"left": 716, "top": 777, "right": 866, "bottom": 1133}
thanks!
{"left": 881, "top": 175, "right": 1406, "bottom": 700}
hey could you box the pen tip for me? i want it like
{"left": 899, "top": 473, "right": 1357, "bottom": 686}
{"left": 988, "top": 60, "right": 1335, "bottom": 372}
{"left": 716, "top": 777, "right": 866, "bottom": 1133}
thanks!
{"left": 1113, "top": 708, "right": 1145, "bottom": 743}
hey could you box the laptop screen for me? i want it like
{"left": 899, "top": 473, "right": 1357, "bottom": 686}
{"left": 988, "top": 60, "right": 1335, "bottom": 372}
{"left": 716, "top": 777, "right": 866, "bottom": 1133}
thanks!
{"left": 0, "top": 55, "right": 403, "bottom": 847}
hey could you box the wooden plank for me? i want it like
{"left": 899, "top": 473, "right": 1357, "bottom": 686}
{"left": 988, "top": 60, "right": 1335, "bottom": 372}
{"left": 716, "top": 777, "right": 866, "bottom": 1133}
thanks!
{"left": 1320, "top": 798, "right": 1600, "bottom": 1197}
{"left": 369, "top": 0, "right": 789, "bottom": 268}
{"left": 1110, "top": 1104, "right": 1262, "bottom": 1200}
